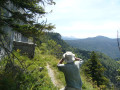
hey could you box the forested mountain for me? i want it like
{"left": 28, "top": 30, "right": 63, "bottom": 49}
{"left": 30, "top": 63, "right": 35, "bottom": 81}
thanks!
{"left": 1, "top": 0, "right": 119, "bottom": 89}
{"left": 43, "top": 33, "right": 119, "bottom": 87}
{"left": 38, "top": 32, "right": 91, "bottom": 60}
{"left": 1, "top": 31, "right": 119, "bottom": 89}
{"left": 64, "top": 36, "right": 120, "bottom": 59}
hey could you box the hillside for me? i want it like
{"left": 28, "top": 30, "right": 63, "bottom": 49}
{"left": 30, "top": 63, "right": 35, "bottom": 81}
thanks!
{"left": 64, "top": 36, "right": 120, "bottom": 59}
{"left": 0, "top": 32, "right": 119, "bottom": 89}
{"left": 44, "top": 33, "right": 119, "bottom": 87}
{"left": 0, "top": 48, "right": 99, "bottom": 90}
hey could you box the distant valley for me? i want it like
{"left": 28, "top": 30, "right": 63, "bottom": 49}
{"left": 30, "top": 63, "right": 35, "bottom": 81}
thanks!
{"left": 63, "top": 36, "right": 120, "bottom": 59}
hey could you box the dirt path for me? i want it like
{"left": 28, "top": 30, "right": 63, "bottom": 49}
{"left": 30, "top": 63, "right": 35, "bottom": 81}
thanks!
{"left": 46, "top": 63, "right": 60, "bottom": 87}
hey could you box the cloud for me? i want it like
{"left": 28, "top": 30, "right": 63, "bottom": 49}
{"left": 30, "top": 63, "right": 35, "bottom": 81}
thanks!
{"left": 43, "top": 0, "right": 120, "bottom": 38}
{"left": 56, "top": 21, "right": 119, "bottom": 38}
{"left": 58, "top": 21, "right": 120, "bottom": 31}
{"left": 61, "top": 32, "right": 117, "bottom": 39}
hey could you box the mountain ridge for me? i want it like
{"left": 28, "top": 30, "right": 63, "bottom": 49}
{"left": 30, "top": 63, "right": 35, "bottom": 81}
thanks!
{"left": 62, "top": 35, "right": 116, "bottom": 40}
{"left": 43, "top": 32, "right": 119, "bottom": 87}
{"left": 64, "top": 36, "right": 120, "bottom": 59}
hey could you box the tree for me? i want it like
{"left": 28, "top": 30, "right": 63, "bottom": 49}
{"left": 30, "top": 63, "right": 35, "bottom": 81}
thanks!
{"left": 47, "top": 40, "right": 62, "bottom": 58}
{"left": 0, "top": 0, "right": 55, "bottom": 42}
{"left": 0, "top": 0, "right": 55, "bottom": 61}
{"left": 116, "top": 67, "right": 120, "bottom": 88}
{"left": 0, "top": 1, "right": 56, "bottom": 89}
{"left": 84, "top": 51, "right": 109, "bottom": 87}
{"left": 116, "top": 69, "right": 120, "bottom": 81}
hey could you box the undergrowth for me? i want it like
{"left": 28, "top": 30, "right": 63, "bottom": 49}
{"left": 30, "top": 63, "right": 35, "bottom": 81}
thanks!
{"left": 0, "top": 48, "right": 58, "bottom": 90}
{"left": 0, "top": 47, "right": 101, "bottom": 90}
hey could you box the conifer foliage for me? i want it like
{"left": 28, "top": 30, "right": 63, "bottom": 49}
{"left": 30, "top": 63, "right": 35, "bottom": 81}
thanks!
{"left": 0, "top": 0, "right": 55, "bottom": 39}
{"left": 116, "top": 69, "right": 120, "bottom": 87}
{"left": 84, "top": 51, "right": 108, "bottom": 87}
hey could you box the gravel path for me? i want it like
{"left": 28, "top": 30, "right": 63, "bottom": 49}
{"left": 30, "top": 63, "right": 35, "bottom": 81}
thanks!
{"left": 46, "top": 64, "right": 59, "bottom": 87}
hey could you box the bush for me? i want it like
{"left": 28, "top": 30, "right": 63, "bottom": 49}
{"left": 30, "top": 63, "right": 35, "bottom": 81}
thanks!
{"left": 0, "top": 49, "right": 57, "bottom": 90}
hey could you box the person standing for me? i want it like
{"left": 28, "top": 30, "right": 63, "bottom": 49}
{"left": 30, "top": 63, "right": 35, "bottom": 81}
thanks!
{"left": 57, "top": 51, "right": 83, "bottom": 90}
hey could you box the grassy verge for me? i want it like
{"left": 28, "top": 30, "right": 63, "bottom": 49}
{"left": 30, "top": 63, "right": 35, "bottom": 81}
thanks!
{"left": 81, "top": 73, "right": 98, "bottom": 90}
{"left": 46, "top": 55, "right": 66, "bottom": 88}
{"left": 0, "top": 48, "right": 99, "bottom": 90}
{"left": 0, "top": 48, "right": 58, "bottom": 90}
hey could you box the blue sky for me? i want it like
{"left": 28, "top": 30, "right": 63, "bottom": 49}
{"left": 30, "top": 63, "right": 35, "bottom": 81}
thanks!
{"left": 43, "top": 0, "right": 120, "bottom": 38}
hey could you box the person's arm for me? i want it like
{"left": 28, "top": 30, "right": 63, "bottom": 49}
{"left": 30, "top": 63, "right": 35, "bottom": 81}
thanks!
{"left": 58, "top": 58, "right": 64, "bottom": 64}
{"left": 75, "top": 57, "right": 82, "bottom": 61}
{"left": 75, "top": 57, "right": 84, "bottom": 68}
{"left": 57, "top": 58, "right": 65, "bottom": 71}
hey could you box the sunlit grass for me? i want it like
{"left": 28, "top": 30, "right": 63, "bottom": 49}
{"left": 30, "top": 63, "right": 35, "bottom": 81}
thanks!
{"left": 0, "top": 47, "right": 99, "bottom": 90}
{"left": 0, "top": 48, "right": 58, "bottom": 90}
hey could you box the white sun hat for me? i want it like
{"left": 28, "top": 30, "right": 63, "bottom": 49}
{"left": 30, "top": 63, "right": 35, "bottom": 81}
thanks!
{"left": 63, "top": 51, "right": 75, "bottom": 63}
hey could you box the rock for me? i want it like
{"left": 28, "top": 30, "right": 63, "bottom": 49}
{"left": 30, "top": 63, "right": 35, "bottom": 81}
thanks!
{"left": 39, "top": 67, "right": 44, "bottom": 71}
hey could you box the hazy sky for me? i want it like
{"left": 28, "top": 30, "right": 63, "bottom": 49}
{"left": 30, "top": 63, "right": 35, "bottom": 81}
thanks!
{"left": 44, "top": 0, "right": 120, "bottom": 38}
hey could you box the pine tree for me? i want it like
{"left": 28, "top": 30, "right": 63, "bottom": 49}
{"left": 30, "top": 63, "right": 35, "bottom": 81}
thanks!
{"left": 116, "top": 61, "right": 120, "bottom": 82}
{"left": 0, "top": 0, "right": 55, "bottom": 59}
{"left": 85, "top": 51, "right": 109, "bottom": 87}
{"left": 116, "top": 69, "right": 120, "bottom": 88}
{"left": 0, "top": 0, "right": 55, "bottom": 41}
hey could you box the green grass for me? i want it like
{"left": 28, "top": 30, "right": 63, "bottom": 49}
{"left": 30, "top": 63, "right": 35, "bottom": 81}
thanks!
{"left": 46, "top": 52, "right": 99, "bottom": 90}
{"left": 0, "top": 48, "right": 58, "bottom": 90}
{"left": 81, "top": 73, "right": 98, "bottom": 90}
{"left": 46, "top": 55, "right": 66, "bottom": 88}
{"left": 0, "top": 48, "right": 99, "bottom": 90}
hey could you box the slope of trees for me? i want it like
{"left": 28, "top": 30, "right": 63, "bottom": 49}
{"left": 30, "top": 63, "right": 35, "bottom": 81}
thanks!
{"left": 116, "top": 69, "right": 120, "bottom": 81}
{"left": 0, "top": 0, "right": 119, "bottom": 89}
{"left": 84, "top": 51, "right": 109, "bottom": 89}
{"left": 37, "top": 32, "right": 91, "bottom": 60}
{"left": 45, "top": 32, "right": 119, "bottom": 88}
{"left": 116, "top": 61, "right": 120, "bottom": 87}
{"left": 0, "top": 30, "right": 119, "bottom": 89}
{"left": 65, "top": 36, "right": 119, "bottom": 59}
{"left": 96, "top": 52, "right": 119, "bottom": 85}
